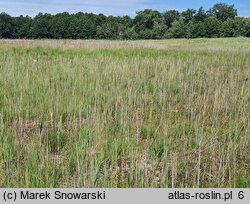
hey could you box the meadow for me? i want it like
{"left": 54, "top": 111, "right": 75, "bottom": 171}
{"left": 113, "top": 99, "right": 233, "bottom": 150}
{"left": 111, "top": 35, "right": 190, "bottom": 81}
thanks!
{"left": 0, "top": 38, "right": 249, "bottom": 187}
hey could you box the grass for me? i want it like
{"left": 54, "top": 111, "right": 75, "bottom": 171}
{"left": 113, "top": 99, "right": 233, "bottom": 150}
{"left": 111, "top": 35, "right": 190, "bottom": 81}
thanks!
{"left": 0, "top": 38, "right": 249, "bottom": 188}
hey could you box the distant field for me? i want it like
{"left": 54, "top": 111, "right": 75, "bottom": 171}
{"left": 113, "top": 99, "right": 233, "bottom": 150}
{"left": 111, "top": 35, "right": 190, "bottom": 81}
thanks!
{"left": 0, "top": 38, "right": 249, "bottom": 187}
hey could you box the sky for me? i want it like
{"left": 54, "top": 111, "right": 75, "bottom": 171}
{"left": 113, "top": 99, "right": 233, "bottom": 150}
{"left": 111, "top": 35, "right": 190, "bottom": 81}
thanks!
{"left": 0, "top": 0, "right": 249, "bottom": 17}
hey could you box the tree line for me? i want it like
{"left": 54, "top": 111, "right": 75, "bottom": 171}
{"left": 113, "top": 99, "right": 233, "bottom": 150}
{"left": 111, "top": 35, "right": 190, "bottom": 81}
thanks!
{"left": 0, "top": 3, "right": 249, "bottom": 39}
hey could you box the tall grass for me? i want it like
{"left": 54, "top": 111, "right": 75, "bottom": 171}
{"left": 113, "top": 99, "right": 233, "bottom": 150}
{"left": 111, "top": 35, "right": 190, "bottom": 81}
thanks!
{"left": 0, "top": 38, "right": 249, "bottom": 187}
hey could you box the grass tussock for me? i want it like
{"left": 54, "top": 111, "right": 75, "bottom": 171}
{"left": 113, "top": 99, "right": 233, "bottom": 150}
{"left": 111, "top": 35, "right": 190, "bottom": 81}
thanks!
{"left": 0, "top": 38, "right": 249, "bottom": 187}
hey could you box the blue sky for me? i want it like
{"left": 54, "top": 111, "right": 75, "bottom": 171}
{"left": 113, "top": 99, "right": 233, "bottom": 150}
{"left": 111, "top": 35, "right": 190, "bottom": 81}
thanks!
{"left": 0, "top": 0, "right": 249, "bottom": 17}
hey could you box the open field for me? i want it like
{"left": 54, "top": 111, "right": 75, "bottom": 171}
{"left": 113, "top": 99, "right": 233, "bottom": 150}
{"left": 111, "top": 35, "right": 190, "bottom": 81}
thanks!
{"left": 0, "top": 38, "right": 249, "bottom": 187}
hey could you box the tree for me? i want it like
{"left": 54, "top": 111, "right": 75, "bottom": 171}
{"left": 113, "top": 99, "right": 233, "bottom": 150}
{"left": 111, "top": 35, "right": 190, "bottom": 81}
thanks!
{"left": 187, "top": 21, "right": 206, "bottom": 38}
{"left": 134, "top": 9, "right": 165, "bottom": 39}
{"left": 134, "top": 9, "right": 161, "bottom": 32}
{"left": 163, "top": 10, "right": 180, "bottom": 28}
{"left": 0, "top": 3, "right": 248, "bottom": 40}
{"left": 220, "top": 17, "right": 247, "bottom": 37}
{"left": 182, "top": 9, "right": 196, "bottom": 23}
{"left": 0, "top": 12, "right": 14, "bottom": 38}
{"left": 244, "top": 18, "right": 250, "bottom": 37}
{"left": 169, "top": 19, "right": 186, "bottom": 38}
{"left": 30, "top": 13, "right": 53, "bottom": 38}
{"left": 203, "top": 17, "right": 221, "bottom": 37}
{"left": 50, "top": 12, "right": 73, "bottom": 39}
{"left": 123, "top": 27, "right": 138, "bottom": 39}
{"left": 208, "top": 3, "right": 237, "bottom": 21}
{"left": 194, "top": 7, "right": 207, "bottom": 23}
{"left": 12, "top": 16, "right": 32, "bottom": 39}
{"left": 152, "top": 22, "right": 168, "bottom": 39}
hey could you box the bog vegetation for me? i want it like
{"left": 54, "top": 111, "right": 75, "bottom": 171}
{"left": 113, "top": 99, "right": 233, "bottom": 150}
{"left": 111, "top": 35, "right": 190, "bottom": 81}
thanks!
{"left": 0, "top": 38, "right": 249, "bottom": 187}
{"left": 0, "top": 3, "right": 250, "bottom": 40}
